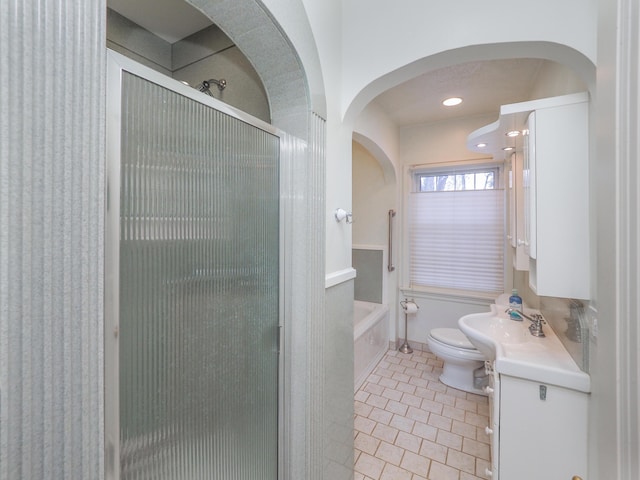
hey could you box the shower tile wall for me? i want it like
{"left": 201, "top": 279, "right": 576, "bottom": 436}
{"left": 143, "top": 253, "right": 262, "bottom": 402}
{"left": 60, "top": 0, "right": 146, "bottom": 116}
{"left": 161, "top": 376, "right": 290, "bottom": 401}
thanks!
{"left": 1, "top": 1, "right": 106, "bottom": 476}
{"left": 106, "top": 9, "right": 270, "bottom": 122}
{"left": 353, "top": 249, "right": 384, "bottom": 304}
{"left": 171, "top": 25, "right": 234, "bottom": 70}
{"left": 107, "top": 8, "right": 173, "bottom": 75}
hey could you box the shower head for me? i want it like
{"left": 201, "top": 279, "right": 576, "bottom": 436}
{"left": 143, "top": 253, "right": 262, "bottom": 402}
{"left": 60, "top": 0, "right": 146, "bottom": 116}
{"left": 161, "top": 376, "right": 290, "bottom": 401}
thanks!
{"left": 196, "top": 78, "right": 227, "bottom": 96}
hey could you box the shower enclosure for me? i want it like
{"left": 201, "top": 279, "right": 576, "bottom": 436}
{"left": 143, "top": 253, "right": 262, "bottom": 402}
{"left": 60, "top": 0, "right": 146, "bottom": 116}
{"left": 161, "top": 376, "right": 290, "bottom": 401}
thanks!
{"left": 105, "top": 51, "right": 282, "bottom": 479}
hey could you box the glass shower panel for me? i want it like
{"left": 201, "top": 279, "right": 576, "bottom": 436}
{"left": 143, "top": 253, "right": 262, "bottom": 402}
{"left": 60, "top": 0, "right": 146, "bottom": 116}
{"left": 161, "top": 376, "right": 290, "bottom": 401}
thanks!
{"left": 118, "top": 72, "right": 279, "bottom": 480}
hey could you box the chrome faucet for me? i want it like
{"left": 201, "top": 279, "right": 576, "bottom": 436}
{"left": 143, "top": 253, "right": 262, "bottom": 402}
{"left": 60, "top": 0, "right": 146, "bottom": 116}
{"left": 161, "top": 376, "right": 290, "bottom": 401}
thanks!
{"left": 505, "top": 308, "right": 534, "bottom": 322}
{"left": 504, "top": 308, "right": 546, "bottom": 337}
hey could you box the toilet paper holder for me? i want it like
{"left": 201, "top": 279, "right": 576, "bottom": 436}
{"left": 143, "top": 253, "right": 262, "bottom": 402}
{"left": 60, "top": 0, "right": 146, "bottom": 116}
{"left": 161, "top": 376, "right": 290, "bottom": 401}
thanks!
{"left": 399, "top": 299, "right": 419, "bottom": 354}
{"left": 400, "top": 299, "right": 419, "bottom": 314}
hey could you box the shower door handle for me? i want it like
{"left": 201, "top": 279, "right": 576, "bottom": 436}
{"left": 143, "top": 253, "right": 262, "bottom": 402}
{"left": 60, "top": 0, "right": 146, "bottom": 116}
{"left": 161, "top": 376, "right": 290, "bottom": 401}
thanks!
{"left": 388, "top": 209, "right": 396, "bottom": 272}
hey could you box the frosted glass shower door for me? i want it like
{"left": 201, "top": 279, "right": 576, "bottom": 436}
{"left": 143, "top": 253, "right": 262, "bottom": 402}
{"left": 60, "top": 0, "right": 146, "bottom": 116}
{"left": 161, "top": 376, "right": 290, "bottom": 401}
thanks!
{"left": 107, "top": 56, "right": 280, "bottom": 480}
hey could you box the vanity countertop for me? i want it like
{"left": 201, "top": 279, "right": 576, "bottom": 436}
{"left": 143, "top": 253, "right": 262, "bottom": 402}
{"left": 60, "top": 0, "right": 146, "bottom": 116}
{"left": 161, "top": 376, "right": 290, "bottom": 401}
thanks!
{"left": 459, "top": 305, "right": 590, "bottom": 393}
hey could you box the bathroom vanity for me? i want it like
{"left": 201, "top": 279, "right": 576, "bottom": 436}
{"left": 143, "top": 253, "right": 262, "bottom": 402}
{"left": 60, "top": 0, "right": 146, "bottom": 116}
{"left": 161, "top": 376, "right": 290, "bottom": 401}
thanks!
{"left": 459, "top": 307, "right": 590, "bottom": 480}
{"left": 464, "top": 91, "right": 592, "bottom": 479}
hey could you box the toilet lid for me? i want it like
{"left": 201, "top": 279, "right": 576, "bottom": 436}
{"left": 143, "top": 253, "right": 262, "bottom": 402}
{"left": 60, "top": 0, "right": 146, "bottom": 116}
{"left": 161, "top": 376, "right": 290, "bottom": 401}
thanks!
{"left": 430, "top": 328, "right": 477, "bottom": 350}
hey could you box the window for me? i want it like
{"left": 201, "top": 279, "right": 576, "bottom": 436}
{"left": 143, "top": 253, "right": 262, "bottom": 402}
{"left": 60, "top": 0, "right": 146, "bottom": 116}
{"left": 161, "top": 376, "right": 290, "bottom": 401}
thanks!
{"left": 417, "top": 169, "right": 497, "bottom": 192}
{"left": 409, "top": 164, "right": 504, "bottom": 294}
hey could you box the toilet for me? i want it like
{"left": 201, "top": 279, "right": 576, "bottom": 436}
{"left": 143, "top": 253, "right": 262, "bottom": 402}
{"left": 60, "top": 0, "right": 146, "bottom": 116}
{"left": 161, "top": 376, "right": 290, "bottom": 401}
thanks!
{"left": 426, "top": 327, "right": 487, "bottom": 395}
{"left": 426, "top": 294, "right": 528, "bottom": 395}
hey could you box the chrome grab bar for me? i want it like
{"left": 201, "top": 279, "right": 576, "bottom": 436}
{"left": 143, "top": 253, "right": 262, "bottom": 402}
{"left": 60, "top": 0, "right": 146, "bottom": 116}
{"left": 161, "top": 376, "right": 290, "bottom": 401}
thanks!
{"left": 388, "top": 209, "right": 396, "bottom": 272}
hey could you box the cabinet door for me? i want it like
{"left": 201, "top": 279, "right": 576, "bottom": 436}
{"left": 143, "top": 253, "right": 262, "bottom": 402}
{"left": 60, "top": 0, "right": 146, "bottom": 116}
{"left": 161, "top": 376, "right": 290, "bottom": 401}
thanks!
{"left": 510, "top": 151, "right": 529, "bottom": 271}
{"left": 528, "top": 101, "right": 590, "bottom": 299}
{"left": 508, "top": 154, "right": 516, "bottom": 249}
{"left": 523, "top": 111, "right": 536, "bottom": 259}
{"left": 499, "top": 376, "right": 588, "bottom": 480}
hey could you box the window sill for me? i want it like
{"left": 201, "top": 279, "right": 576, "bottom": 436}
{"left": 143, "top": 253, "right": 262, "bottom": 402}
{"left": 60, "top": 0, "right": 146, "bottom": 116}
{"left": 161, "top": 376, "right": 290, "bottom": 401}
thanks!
{"left": 399, "top": 285, "right": 500, "bottom": 304}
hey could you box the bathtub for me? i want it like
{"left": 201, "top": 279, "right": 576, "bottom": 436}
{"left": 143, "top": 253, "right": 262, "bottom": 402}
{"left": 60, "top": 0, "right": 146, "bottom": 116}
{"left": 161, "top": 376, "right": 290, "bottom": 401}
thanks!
{"left": 354, "top": 300, "right": 390, "bottom": 391}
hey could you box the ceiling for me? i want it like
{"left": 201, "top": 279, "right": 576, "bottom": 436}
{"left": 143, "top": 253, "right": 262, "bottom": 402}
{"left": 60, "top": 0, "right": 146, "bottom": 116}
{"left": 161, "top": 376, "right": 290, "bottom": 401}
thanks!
{"left": 108, "top": 0, "right": 212, "bottom": 44}
{"left": 107, "top": 0, "right": 546, "bottom": 126}
{"left": 373, "top": 58, "right": 545, "bottom": 126}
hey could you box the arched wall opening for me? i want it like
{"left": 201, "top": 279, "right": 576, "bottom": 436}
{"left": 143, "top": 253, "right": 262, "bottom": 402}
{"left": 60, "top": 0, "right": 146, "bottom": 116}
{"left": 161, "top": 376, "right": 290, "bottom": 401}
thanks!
{"left": 353, "top": 133, "right": 396, "bottom": 185}
{"left": 348, "top": 40, "right": 596, "bottom": 359}
{"left": 351, "top": 133, "right": 398, "bottom": 343}
{"left": 345, "top": 41, "right": 596, "bottom": 127}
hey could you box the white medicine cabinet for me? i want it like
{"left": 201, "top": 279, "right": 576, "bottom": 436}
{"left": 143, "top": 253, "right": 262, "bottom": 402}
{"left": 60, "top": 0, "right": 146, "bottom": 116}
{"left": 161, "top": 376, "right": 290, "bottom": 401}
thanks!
{"left": 507, "top": 150, "right": 529, "bottom": 271}
{"left": 468, "top": 92, "right": 590, "bottom": 299}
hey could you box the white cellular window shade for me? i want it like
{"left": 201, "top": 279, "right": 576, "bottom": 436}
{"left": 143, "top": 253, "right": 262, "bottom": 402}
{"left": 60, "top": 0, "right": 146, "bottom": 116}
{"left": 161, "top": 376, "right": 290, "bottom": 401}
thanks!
{"left": 409, "top": 167, "right": 505, "bottom": 294}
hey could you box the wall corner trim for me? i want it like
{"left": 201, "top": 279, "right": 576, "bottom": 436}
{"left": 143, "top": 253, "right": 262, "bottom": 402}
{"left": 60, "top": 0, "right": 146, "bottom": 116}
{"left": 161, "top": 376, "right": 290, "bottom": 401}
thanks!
{"left": 325, "top": 268, "right": 357, "bottom": 289}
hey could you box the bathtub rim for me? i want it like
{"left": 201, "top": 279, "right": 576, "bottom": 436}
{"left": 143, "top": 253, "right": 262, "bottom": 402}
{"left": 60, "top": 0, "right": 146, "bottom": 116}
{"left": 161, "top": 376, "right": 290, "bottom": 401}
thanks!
{"left": 354, "top": 300, "right": 389, "bottom": 340}
{"left": 354, "top": 299, "right": 390, "bottom": 392}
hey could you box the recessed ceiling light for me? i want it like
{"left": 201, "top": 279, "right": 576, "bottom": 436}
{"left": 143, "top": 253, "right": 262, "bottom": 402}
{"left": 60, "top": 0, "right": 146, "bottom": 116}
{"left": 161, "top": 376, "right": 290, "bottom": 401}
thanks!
{"left": 476, "top": 143, "right": 487, "bottom": 148}
{"left": 502, "top": 146, "right": 515, "bottom": 151}
{"left": 506, "top": 130, "right": 520, "bottom": 137}
{"left": 442, "top": 97, "right": 463, "bottom": 107}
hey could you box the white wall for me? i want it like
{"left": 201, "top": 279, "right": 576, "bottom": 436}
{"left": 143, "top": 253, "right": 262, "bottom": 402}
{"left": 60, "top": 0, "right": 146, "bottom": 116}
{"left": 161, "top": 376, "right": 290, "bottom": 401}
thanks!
{"left": 352, "top": 141, "right": 395, "bottom": 246}
{"left": 341, "top": 0, "right": 597, "bottom": 121}
{"left": 353, "top": 101, "right": 399, "bottom": 176}
{"left": 527, "top": 61, "right": 588, "bottom": 101}
{"left": 399, "top": 114, "right": 497, "bottom": 166}
{"left": 294, "top": 0, "right": 355, "bottom": 276}
{"left": 593, "top": 0, "right": 640, "bottom": 478}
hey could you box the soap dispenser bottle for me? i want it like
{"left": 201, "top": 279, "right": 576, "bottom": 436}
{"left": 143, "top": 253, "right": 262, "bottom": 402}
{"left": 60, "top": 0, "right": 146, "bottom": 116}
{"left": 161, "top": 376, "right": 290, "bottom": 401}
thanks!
{"left": 509, "top": 288, "right": 523, "bottom": 319}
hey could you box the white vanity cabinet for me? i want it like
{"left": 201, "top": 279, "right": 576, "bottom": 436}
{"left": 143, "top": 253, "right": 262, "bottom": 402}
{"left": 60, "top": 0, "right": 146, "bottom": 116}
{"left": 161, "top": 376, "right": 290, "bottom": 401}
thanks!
{"left": 460, "top": 309, "right": 591, "bottom": 480}
{"left": 525, "top": 94, "right": 590, "bottom": 299}
{"left": 498, "top": 375, "right": 588, "bottom": 480}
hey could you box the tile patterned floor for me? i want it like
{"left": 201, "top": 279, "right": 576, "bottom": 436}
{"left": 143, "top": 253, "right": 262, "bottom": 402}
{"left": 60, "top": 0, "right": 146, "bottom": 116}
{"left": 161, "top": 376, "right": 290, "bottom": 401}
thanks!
{"left": 354, "top": 349, "right": 491, "bottom": 480}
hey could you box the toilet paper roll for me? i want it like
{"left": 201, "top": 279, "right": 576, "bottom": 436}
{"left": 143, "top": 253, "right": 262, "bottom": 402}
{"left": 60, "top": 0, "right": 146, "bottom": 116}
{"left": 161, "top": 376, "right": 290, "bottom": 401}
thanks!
{"left": 402, "top": 301, "right": 419, "bottom": 314}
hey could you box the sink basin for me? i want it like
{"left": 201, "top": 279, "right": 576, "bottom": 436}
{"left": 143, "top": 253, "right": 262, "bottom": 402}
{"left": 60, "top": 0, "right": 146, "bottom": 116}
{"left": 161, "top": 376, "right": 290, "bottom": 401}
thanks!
{"left": 458, "top": 309, "right": 591, "bottom": 392}
{"left": 458, "top": 311, "right": 528, "bottom": 360}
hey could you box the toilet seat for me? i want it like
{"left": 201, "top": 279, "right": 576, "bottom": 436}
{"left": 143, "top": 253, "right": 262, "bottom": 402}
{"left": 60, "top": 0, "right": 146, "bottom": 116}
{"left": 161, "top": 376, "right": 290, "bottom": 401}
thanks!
{"left": 430, "top": 328, "right": 478, "bottom": 350}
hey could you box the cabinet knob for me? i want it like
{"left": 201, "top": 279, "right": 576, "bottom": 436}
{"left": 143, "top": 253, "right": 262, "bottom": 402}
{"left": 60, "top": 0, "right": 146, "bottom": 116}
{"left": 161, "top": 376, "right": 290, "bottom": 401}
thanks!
{"left": 485, "top": 468, "right": 493, "bottom": 477}
{"left": 517, "top": 238, "right": 525, "bottom": 246}
{"left": 483, "top": 386, "right": 494, "bottom": 394}
{"left": 571, "top": 477, "right": 583, "bottom": 480}
{"left": 485, "top": 426, "right": 493, "bottom": 435}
